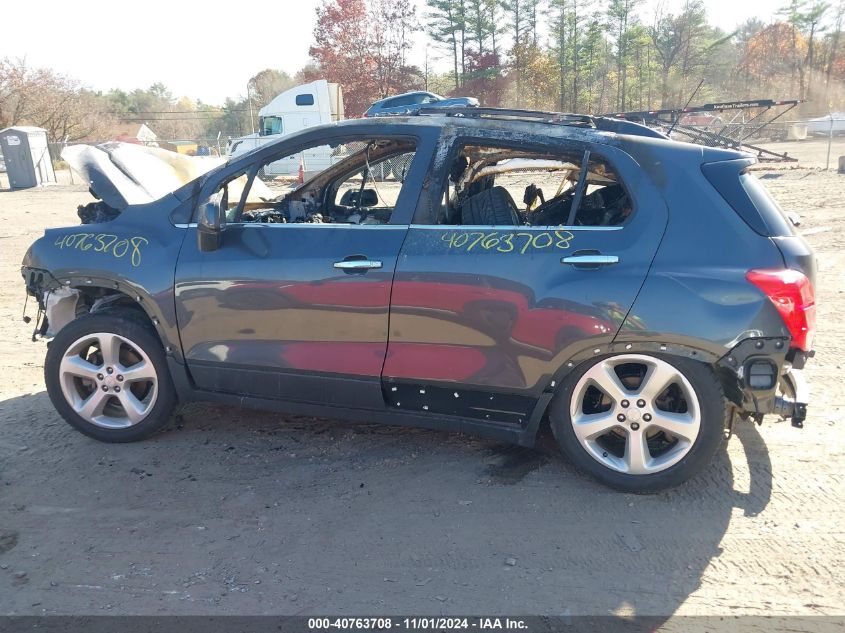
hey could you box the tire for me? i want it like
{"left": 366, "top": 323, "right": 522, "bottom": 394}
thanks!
{"left": 44, "top": 311, "right": 178, "bottom": 442}
{"left": 548, "top": 353, "right": 726, "bottom": 493}
{"left": 460, "top": 186, "right": 521, "bottom": 225}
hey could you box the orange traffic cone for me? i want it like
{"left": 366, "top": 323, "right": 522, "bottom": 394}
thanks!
{"left": 297, "top": 158, "right": 305, "bottom": 184}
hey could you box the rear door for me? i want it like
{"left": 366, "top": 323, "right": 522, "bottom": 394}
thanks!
{"left": 382, "top": 133, "right": 669, "bottom": 422}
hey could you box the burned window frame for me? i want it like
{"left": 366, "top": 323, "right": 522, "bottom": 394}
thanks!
{"left": 214, "top": 134, "right": 426, "bottom": 227}
{"left": 414, "top": 134, "right": 636, "bottom": 229}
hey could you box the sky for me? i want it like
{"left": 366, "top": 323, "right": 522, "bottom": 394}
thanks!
{"left": 3, "top": 0, "right": 791, "bottom": 105}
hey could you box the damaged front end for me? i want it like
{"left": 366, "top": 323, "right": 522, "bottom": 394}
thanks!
{"left": 21, "top": 265, "right": 107, "bottom": 340}
{"left": 62, "top": 141, "right": 273, "bottom": 225}
{"left": 21, "top": 263, "right": 74, "bottom": 340}
{"left": 20, "top": 141, "right": 204, "bottom": 347}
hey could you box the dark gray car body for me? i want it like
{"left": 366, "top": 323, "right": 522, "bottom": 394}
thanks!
{"left": 21, "top": 114, "right": 815, "bottom": 445}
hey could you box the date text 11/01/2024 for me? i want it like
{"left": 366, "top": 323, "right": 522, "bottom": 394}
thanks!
{"left": 308, "top": 617, "right": 529, "bottom": 630}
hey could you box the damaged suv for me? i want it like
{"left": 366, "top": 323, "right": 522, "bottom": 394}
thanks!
{"left": 21, "top": 108, "right": 816, "bottom": 492}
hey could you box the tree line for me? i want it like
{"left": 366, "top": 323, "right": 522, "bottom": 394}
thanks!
{"left": 0, "top": 60, "right": 300, "bottom": 143}
{"left": 2, "top": 0, "right": 845, "bottom": 145}
{"left": 310, "top": 0, "right": 845, "bottom": 116}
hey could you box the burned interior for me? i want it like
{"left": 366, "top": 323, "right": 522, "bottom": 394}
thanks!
{"left": 225, "top": 138, "right": 418, "bottom": 225}
{"left": 216, "top": 136, "right": 632, "bottom": 228}
{"left": 435, "top": 144, "right": 633, "bottom": 227}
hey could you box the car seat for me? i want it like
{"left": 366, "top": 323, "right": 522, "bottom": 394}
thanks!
{"left": 460, "top": 186, "right": 521, "bottom": 226}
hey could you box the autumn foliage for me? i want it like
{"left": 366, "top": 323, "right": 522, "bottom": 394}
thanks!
{"left": 306, "top": 0, "right": 421, "bottom": 116}
{"left": 5, "top": 0, "right": 845, "bottom": 146}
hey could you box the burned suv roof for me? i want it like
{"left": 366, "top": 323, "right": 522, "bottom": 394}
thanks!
{"left": 224, "top": 106, "right": 748, "bottom": 177}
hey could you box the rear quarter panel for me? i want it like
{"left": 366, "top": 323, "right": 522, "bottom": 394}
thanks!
{"left": 617, "top": 138, "right": 789, "bottom": 357}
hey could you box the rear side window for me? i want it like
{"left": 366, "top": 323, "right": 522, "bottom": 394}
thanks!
{"left": 702, "top": 160, "right": 795, "bottom": 237}
{"left": 739, "top": 173, "right": 795, "bottom": 236}
{"left": 295, "top": 94, "right": 315, "bottom": 106}
{"left": 385, "top": 94, "right": 420, "bottom": 108}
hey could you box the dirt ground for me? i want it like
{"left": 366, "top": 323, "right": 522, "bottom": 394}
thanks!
{"left": 0, "top": 141, "right": 843, "bottom": 621}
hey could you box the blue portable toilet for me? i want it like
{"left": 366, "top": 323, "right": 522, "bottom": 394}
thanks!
{"left": 0, "top": 126, "right": 57, "bottom": 188}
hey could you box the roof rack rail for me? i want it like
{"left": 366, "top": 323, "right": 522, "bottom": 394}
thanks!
{"left": 413, "top": 106, "right": 595, "bottom": 126}
{"left": 412, "top": 106, "right": 668, "bottom": 139}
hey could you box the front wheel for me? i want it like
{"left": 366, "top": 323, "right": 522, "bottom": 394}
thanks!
{"left": 44, "top": 311, "right": 177, "bottom": 442}
{"left": 549, "top": 353, "right": 726, "bottom": 493}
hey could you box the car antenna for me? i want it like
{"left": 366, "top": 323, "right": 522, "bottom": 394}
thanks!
{"left": 666, "top": 79, "right": 705, "bottom": 137}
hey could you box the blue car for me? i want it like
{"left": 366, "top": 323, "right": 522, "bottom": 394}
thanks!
{"left": 22, "top": 108, "right": 815, "bottom": 492}
{"left": 364, "top": 91, "right": 479, "bottom": 117}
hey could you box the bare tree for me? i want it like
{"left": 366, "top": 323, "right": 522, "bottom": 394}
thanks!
{"left": 0, "top": 58, "right": 115, "bottom": 142}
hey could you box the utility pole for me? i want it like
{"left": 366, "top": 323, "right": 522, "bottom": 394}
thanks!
{"left": 424, "top": 45, "right": 430, "bottom": 92}
{"left": 247, "top": 82, "right": 256, "bottom": 134}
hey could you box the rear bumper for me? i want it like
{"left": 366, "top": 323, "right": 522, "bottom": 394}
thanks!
{"left": 716, "top": 337, "right": 810, "bottom": 427}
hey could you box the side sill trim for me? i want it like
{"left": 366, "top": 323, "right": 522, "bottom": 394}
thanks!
{"left": 180, "top": 388, "right": 526, "bottom": 445}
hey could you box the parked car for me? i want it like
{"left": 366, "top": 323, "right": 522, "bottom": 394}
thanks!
{"left": 21, "top": 108, "right": 815, "bottom": 492}
{"left": 364, "top": 91, "right": 478, "bottom": 117}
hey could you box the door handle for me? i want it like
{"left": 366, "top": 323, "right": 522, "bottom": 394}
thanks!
{"left": 561, "top": 254, "right": 619, "bottom": 266}
{"left": 333, "top": 259, "right": 383, "bottom": 270}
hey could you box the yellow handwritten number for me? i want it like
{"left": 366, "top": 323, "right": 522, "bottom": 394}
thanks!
{"left": 53, "top": 232, "right": 148, "bottom": 267}
{"left": 440, "top": 229, "right": 574, "bottom": 254}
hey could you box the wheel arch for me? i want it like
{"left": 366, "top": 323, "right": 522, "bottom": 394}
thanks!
{"left": 519, "top": 339, "right": 722, "bottom": 446}
{"left": 29, "top": 271, "right": 183, "bottom": 364}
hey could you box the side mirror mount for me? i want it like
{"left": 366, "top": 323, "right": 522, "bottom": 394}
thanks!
{"left": 197, "top": 190, "right": 226, "bottom": 252}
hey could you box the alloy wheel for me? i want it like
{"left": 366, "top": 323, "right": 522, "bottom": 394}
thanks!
{"left": 569, "top": 354, "right": 701, "bottom": 475}
{"left": 58, "top": 332, "right": 158, "bottom": 429}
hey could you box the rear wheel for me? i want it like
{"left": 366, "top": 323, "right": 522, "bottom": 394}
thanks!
{"left": 549, "top": 353, "right": 725, "bottom": 493}
{"left": 44, "top": 312, "right": 177, "bottom": 442}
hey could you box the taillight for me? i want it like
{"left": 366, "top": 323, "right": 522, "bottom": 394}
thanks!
{"left": 746, "top": 269, "right": 816, "bottom": 351}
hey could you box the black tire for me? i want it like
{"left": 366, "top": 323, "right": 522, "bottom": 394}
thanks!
{"left": 460, "top": 186, "right": 521, "bottom": 225}
{"left": 548, "top": 353, "right": 726, "bottom": 493}
{"left": 44, "top": 311, "right": 178, "bottom": 443}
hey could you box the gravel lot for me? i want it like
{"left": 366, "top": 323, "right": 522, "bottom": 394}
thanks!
{"left": 0, "top": 152, "right": 843, "bottom": 620}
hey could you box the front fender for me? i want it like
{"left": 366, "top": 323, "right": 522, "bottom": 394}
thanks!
{"left": 20, "top": 211, "right": 188, "bottom": 361}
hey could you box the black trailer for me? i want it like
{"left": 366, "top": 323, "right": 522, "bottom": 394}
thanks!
{"left": 606, "top": 99, "right": 802, "bottom": 162}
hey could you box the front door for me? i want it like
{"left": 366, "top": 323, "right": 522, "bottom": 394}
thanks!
{"left": 175, "top": 131, "right": 433, "bottom": 408}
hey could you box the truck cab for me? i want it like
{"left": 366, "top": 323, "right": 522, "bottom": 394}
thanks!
{"left": 226, "top": 80, "right": 344, "bottom": 177}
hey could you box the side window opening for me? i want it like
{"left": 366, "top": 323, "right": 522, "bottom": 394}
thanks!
{"left": 432, "top": 143, "right": 632, "bottom": 227}
{"left": 227, "top": 137, "right": 418, "bottom": 225}
{"left": 295, "top": 94, "right": 315, "bottom": 106}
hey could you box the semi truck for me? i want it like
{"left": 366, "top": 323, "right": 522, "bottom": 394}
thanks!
{"left": 227, "top": 80, "right": 344, "bottom": 177}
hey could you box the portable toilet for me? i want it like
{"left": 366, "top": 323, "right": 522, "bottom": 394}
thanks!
{"left": 0, "top": 126, "right": 57, "bottom": 188}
